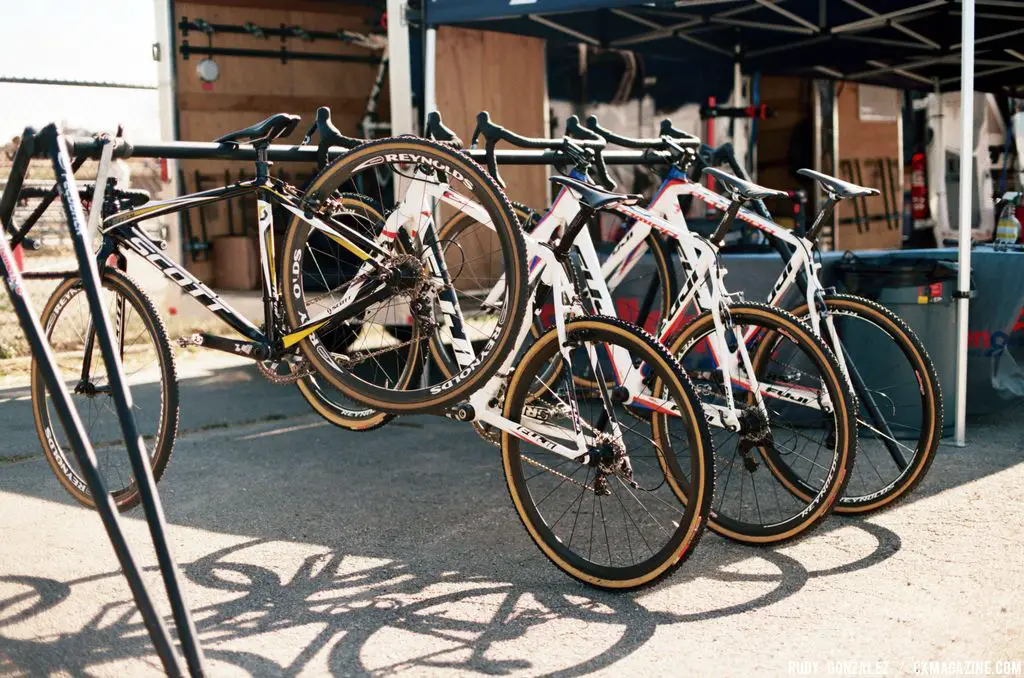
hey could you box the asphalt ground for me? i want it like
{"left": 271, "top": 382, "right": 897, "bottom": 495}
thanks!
{"left": 0, "top": 356, "right": 1021, "bottom": 677}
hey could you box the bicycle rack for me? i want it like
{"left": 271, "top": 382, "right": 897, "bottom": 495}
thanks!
{"left": 0, "top": 124, "right": 678, "bottom": 672}
{"left": 0, "top": 125, "right": 206, "bottom": 677}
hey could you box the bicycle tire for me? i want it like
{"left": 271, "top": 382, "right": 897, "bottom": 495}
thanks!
{"left": 289, "top": 193, "right": 399, "bottom": 432}
{"left": 784, "top": 294, "right": 942, "bottom": 513}
{"left": 281, "top": 137, "right": 527, "bottom": 414}
{"left": 31, "top": 269, "right": 178, "bottom": 511}
{"left": 502, "top": 316, "right": 714, "bottom": 590}
{"left": 669, "top": 302, "right": 857, "bottom": 544}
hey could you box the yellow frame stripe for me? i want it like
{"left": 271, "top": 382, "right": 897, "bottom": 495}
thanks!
{"left": 282, "top": 319, "right": 329, "bottom": 348}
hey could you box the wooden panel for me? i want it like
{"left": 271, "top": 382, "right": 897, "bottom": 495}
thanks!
{"left": 756, "top": 77, "right": 813, "bottom": 192}
{"left": 435, "top": 26, "right": 547, "bottom": 209}
{"left": 434, "top": 27, "right": 547, "bottom": 284}
{"left": 835, "top": 82, "right": 901, "bottom": 251}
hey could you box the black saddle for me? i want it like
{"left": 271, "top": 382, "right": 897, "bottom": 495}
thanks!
{"left": 215, "top": 113, "right": 301, "bottom": 146}
{"left": 550, "top": 176, "right": 641, "bottom": 210}
{"left": 702, "top": 167, "right": 789, "bottom": 202}
{"left": 798, "top": 168, "right": 880, "bottom": 199}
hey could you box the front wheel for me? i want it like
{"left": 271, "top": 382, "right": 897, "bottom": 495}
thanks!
{"left": 31, "top": 269, "right": 178, "bottom": 511}
{"left": 502, "top": 316, "right": 713, "bottom": 590}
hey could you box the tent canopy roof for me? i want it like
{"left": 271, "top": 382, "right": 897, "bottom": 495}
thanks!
{"left": 425, "top": 0, "right": 1024, "bottom": 93}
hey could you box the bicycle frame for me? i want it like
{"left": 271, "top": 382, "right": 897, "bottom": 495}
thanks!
{"left": 467, "top": 169, "right": 836, "bottom": 440}
{"left": 640, "top": 167, "right": 844, "bottom": 372}
{"left": 97, "top": 173, "right": 466, "bottom": 359}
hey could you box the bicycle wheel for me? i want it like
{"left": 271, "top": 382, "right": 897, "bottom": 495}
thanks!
{"left": 502, "top": 316, "right": 713, "bottom": 590}
{"left": 281, "top": 137, "right": 527, "bottom": 413}
{"left": 669, "top": 302, "right": 856, "bottom": 544}
{"left": 31, "top": 269, "right": 178, "bottom": 511}
{"left": 289, "top": 193, "right": 397, "bottom": 432}
{"left": 785, "top": 294, "right": 942, "bottom": 514}
{"left": 431, "top": 201, "right": 537, "bottom": 378}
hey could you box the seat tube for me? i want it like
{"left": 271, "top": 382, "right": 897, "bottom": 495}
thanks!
{"left": 256, "top": 188, "right": 277, "bottom": 344}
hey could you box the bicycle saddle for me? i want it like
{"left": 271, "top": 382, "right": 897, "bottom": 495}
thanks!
{"left": 215, "top": 113, "right": 301, "bottom": 146}
{"left": 798, "top": 168, "right": 880, "bottom": 199}
{"left": 550, "top": 176, "right": 641, "bottom": 210}
{"left": 702, "top": 167, "right": 789, "bottom": 202}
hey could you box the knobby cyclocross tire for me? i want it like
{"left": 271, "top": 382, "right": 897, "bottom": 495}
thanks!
{"left": 31, "top": 269, "right": 178, "bottom": 511}
{"left": 502, "top": 316, "right": 714, "bottom": 590}
{"left": 670, "top": 302, "right": 857, "bottom": 545}
{"left": 281, "top": 137, "right": 527, "bottom": 414}
{"left": 785, "top": 293, "right": 942, "bottom": 514}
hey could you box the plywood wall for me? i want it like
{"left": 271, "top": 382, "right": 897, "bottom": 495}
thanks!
{"left": 756, "top": 76, "right": 814, "bottom": 224}
{"left": 435, "top": 26, "right": 548, "bottom": 209}
{"left": 174, "top": 0, "right": 386, "bottom": 281}
{"left": 835, "top": 82, "right": 901, "bottom": 250}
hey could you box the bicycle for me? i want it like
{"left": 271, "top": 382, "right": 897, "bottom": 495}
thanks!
{"left": 432, "top": 112, "right": 858, "bottom": 545}
{"left": 293, "top": 112, "right": 718, "bottom": 588}
{"left": 21, "top": 111, "right": 528, "bottom": 509}
{"left": 578, "top": 116, "right": 942, "bottom": 515}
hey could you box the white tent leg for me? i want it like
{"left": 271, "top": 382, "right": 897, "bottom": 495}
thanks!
{"left": 424, "top": 27, "right": 438, "bottom": 121}
{"left": 387, "top": 0, "right": 414, "bottom": 135}
{"left": 954, "top": 0, "right": 975, "bottom": 447}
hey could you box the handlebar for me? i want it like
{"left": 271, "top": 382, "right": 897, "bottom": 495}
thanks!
{"left": 469, "top": 110, "right": 615, "bottom": 190}
{"left": 470, "top": 110, "right": 573, "bottom": 151}
{"left": 562, "top": 116, "right": 615, "bottom": 190}
{"left": 586, "top": 115, "right": 700, "bottom": 151}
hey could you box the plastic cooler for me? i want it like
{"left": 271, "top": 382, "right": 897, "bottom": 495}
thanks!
{"left": 834, "top": 255, "right": 962, "bottom": 431}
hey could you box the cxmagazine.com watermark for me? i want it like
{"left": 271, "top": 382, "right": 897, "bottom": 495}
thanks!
{"left": 787, "top": 659, "right": 1022, "bottom": 676}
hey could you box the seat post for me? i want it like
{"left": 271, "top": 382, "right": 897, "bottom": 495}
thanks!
{"left": 254, "top": 143, "right": 271, "bottom": 182}
{"left": 806, "top": 195, "right": 838, "bottom": 242}
{"left": 709, "top": 200, "right": 743, "bottom": 245}
{"left": 553, "top": 205, "right": 597, "bottom": 258}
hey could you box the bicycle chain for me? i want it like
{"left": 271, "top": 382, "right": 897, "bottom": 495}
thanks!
{"left": 337, "top": 334, "right": 424, "bottom": 368}
{"left": 521, "top": 454, "right": 595, "bottom": 494}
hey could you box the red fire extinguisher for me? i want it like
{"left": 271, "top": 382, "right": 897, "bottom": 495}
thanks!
{"left": 910, "top": 152, "right": 928, "bottom": 221}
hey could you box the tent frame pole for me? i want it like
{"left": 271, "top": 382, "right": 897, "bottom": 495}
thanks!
{"left": 424, "top": 26, "right": 437, "bottom": 122}
{"left": 387, "top": 0, "right": 415, "bottom": 135}
{"left": 955, "top": 0, "right": 975, "bottom": 447}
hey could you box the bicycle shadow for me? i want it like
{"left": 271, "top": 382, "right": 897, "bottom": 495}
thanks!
{"left": 0, "top": 518, "right": 900, "bottom": 676}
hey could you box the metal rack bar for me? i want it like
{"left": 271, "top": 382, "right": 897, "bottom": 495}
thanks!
{"left": 179, "top": 17, "right": 383, "bottom": 44}
{"left": 57, "top": 136, "right": 676, "bottom": 166}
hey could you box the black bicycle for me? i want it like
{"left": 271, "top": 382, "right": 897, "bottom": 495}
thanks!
{"left": 19, "top": 110, "right": 528, "bottom": 509}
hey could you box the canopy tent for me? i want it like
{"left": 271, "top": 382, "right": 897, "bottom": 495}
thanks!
{"left": 422, "top": 0, "right": 1002, "bottom": 446}
{"left": 425, "top": 1, "right": 1023, "bottom": 93}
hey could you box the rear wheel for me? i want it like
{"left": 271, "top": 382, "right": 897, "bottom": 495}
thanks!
{"left": 786, "top": 294, "right": 942, "bottom": 513}
{"left": 502, "top": 316, "right": 713, "bottom": 590}
{"left": 670, "top": 303, "right": 856, "bottom": 544}
{"left": 281, "top": 137, "right": 527, "bottom": 414}
{"left": 31, "top": 269, "right": 178, "bottom": 511}
{"left": 288, "top": 193, "right": 397, "bottom": 431}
